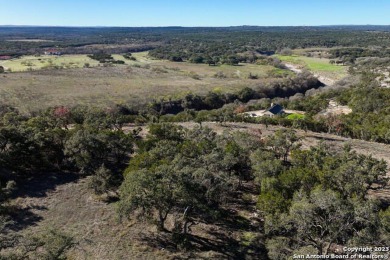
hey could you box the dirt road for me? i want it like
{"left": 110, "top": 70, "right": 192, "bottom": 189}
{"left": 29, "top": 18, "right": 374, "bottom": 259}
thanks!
{"left": 285, "top": 62, "right": 336, "bottom": 86}
{"left": 123, "top": 121, "right": 390, "bottom": 169}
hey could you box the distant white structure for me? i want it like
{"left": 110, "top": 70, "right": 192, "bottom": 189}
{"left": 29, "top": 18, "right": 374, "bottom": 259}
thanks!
{"left": 44, "top": 49, "right": 62, "bottom": 55}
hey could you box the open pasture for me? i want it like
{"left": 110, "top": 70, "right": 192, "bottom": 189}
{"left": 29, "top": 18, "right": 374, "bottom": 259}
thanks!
{"left": 1, "top": 51, "right": 277, "bottom": 77}
{"left": 0, "top": 54, "right": 279, "bottom": 113}
{"left": 0, "top": 54, "right": 100, "bottom": 72}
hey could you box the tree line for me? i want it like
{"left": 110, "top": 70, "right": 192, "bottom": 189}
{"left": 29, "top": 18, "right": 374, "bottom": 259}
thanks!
{"left": 2, "top": 26, "right": 390, "bottom": 57}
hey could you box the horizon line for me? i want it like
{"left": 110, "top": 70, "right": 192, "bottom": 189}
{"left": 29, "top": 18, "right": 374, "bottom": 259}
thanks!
{"left": 1, "top": 24, "right": 390, "bottom": 28}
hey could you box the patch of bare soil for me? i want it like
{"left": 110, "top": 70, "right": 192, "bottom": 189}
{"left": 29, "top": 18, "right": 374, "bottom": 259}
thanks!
{"left": 284, "top": 63, "right": 336, "bottom": 86}
{"left": 317, "top": 100, "right": 352, "bottom": 117}
{"left": 7, "top": 173, "right": 180, "bottom": 259}
{"left": 8, "top": 172, "right": 265, "bottom": 259}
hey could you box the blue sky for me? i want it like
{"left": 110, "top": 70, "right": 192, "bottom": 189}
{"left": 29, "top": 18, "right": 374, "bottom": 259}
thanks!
{"left": 1, "top": 0, "right": 389, "bottom": 27}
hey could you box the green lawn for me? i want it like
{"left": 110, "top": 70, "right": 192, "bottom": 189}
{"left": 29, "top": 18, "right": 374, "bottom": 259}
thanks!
{"left": 275, "top": 54, "right": 348, "bottom": 81}
{"left": 275, "top": 54, "right": 344, "bottom": 72}
{"left": 286, "top": 113, "right": 306, "bottom": 120}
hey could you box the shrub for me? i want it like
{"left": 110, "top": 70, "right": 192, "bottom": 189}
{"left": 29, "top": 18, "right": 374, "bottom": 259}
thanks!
{"left": 89, "top": 165, "right": 113, "bottom": 195}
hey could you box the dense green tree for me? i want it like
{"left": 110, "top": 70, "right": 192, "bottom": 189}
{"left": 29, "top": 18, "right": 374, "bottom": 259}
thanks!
{"left": 257, "top": 142, "right": 389, "bottom": 259}
{"left": 265, "top": 188, "right": 384, "bottom": 257}
{"left": 379, "top": 208, "right": 390, "bottom": 244}
{"left": 266, "top": 129, "right": 301, "bottom": 162}
{"left": 89, "top": 165, "right": 115, "bottom": 195}
{"left": 64, "top": 130, "right": 107, "bottom": 173}
{"left": 251, "top": 150, "right": 284, "bottom": 186}
{"left": 118, "top": 126, "right": 236, "bottom": 235}
{"left": 118, "top": 166, "right": 178, "bottom": 231}
{"left": 64, "top": 129, "right": 133, "bottom": 174}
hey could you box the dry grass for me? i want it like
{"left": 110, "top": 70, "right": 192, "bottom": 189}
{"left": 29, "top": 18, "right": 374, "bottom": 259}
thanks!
{"left": 0, "top": 53, "right": 279, "bottom": 113}
{"left": 0, "top": 55, "right": 100, "bottom": 72}
{"left": 9, "top": 174, "right": 264, "bottom": 259}
{"left": 0, "top": 52, "right": 152, "bottom": 73}
{"left": 9, "top": 176, "right": 176, "bottom": 259}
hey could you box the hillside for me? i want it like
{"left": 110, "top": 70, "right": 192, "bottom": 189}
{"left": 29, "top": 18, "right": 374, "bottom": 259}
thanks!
{"left": 6, "top": 122, "right": 389, "bottom": 259}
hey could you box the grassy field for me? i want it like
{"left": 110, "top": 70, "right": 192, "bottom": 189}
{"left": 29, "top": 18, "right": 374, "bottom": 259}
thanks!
{"left": 275, "top": 54, "right": 344, "bottom": 71}
{"left": 0, "top": 52, "right": 280, "bottom": 113}
{"left": 0, "top": 52, "right": 156, "bottom": 72}
{"left": 120, "top": 52, "right": 279, "bottom": 78}
{"left": 1, "top": 51, "right": 282, "bottom": 75}
{"left": 286, "top": 113, "right": 305, "bottom": 120}
{"left": 0, "top": 55, "right": 100, "bottom": 72}
{"left": 275, "top": 54, "right": 348, "bottom": 81}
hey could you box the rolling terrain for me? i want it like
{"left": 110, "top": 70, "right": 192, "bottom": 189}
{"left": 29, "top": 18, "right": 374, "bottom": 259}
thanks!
{"left": 1, "top": 25, "right": 390, "bottom": 259}
{"left": 0, "top": 52, "right": 286, "bottom": 113}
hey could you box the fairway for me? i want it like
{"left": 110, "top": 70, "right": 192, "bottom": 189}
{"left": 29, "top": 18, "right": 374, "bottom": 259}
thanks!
{"left": 275, "top": 54, "right": 348, "bottom": 80}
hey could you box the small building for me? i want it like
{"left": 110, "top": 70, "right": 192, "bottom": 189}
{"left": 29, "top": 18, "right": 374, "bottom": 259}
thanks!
{"left": 264, "top": 104, "right": 284, "bottom": 117}
{"left": 244, "top": 103, "right": 285, "bottom": 118}
{"left": 44, "top": 49, "right": 62, "bottom": 55}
